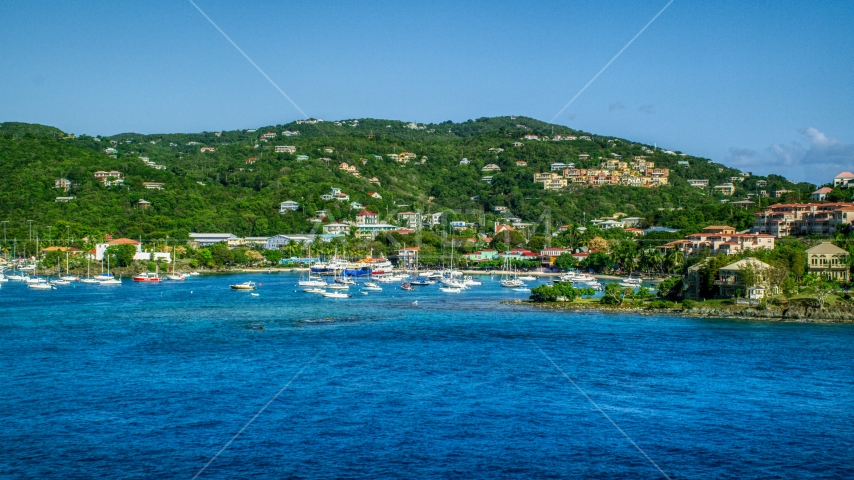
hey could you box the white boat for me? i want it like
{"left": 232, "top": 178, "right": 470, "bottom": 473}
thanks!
{"left": 441, "top": 278, "right": 468, "bottom": 289}
{"left": 28, "top": 283, "right": 53, "bottom": 290}
{"left": 362, "top": 282, "right": 382, "bottom": 292}
{"left": 418, "top": 271, "right": 439, "bottom": 278}
{"left": 512, "top": 287, "right": 531, "bottom": 292}
{"left": 303, "top": 287, "right": 326, "bottom": 294}
{"left": 500, "top": 279, "right": 524, "bottom": 288}
{"left": 335, "top": 277, "right": 355, "bottom": 285}
{"left": 327, "top": 283, "right": 349, "bottom": 290}
{"left": 230, "top": 281, "right": 257, "bottom": 290}
{"left": 60, "top": 275, "right": 78, "bottom": 282}
{"left": 0, "top": 275, "right": 8, "bottom": 283}
{"left": 166, "top": 274, "right": 186, "bottom": 281}
{"left": 439, "top": 286, "right": 462, "bottom": 293}
{"left": 99, "top": 278, "right": 122, "bottom": 285}
{"left": 619, "top": 277, "right": 643, "bottom": 288}
{"left": 518, "top": 275, "right": 536, "bottom": 282}
{"left": 463, "top": 276, "right": 482, "bottom": 286}
{"left": 298, "top": 271, "right": 327, "bottom": 287}
{"left": 26, "top": 277, "right": 46, "bottom": 284}
{"left": 52, "top": 279, "right": 72, "bottom": 286}
{"left": 80, "top": 278, "right": 100, "bottom": 284}
{"left": 188, "top": 272, "right": 201, "bottom": 276}
{"left": 6, "top": 274, "right": 26, "bottom": 281}
{"left": 322, "top": 291, "right": 351, "bottom": 298}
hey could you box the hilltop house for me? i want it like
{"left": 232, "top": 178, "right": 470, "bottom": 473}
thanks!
{"left": 688, "top": 179, "right": 709, "bottom": 188}
{"left": 200, "top": 147, "right": 215, "bottom": 152}
{"left": 279, "top": 200, "right": 300, "bottom": 213}
{"left": 515, "top": 160, "right": 527, "bottom": 167}
{"left": 397, "top": 212, "right": 421, "bottom": 229}
{"left": 275, "top": 145, "right": 296, "bottom": 153}
{"left": 322, "top": 223, "right": 351, "bottom": 235}
{"left": 54, "top": 178, "right": 71, "bottom": 191}
{"left": 143, "top": 182, "right": 164, "bottom": 190}
{"left": 714, "top": 183, "right": 736, "bottom": 195}
{"left": 356, "top": 211, "right": 379, "bottom": 225}
{"left": 834, "top": 172, "right": 854, "bottom": 188}
{"left": 811, "top": 187, "right": 833, "bottom": 201}
{"left": 55, "top": 196, "right": 76, "bottom": 202}
{"left": 482, "top": 164, "right": 501, "bottom": 172}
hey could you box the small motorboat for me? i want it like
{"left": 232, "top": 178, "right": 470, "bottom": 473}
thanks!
{"left": 512, "top": 287, "right": 531, "bottom": 292}
{"left": 60, "top": 275, "right": 79, "bottom": 282}
{"left": 52, "top": 279, "right": 71, "bottom": 286}
{"left": 166, "top": 274, "right": 186, "bottom": 281}
{"left": 188, "top": 272, "right": 201, "bottom": 276}
{"left": 400, "top": 282, "right": 415, "bottom": 291}
{"left": 409, "top": 279, "right": 435, "bottom": 286}
{"left": 500, "top": 279, "right": 524, "bottom": 288}
{"left": 322, "top": 291, "right": 351, "bottom": 299}
{"left": 619, "top": 277, "right": 643, "bottom": 288}
{"left": 439, "top": 286, "right": 462, "bottom": 293}
{"left": 28, "top": 283, "right": 54, "bottom": 290}
{"left": 250, "top": 293, "right": 260, "bottom": 297}
{"left": 99, "top": 278, "right": 122, "bottom": 285}
{"left": 133, "top": 272, "right": 161, "bottom": 283}
{"left": 362, "top": 282, "right": 382, "bottom": 292}
{"left": 463, "top": 276, "right": 482, "bottom": 286}
{"left": 518, "top": 275, "right": 536, "bottom": 282}
{"left": 230, "top": 281, "right": 257, "bottom": 290}
{"left": 327, "top": 283, "right": 349, "bottom": 290}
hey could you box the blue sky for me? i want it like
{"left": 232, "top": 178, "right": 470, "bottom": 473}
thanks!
{"left": 1, "top": 0, "right": 852, "bottom": 183}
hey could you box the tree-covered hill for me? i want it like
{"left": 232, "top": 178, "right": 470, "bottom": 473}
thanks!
{"left": 0, "top": 117, "right": 813, "bottom": 241}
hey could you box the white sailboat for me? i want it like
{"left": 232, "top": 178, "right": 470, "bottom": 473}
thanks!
{"left": 60, "top": 251, "right": 78, "bottom": 281}
{"left": 166, "top": 246, "right": 185, "bottom": 280}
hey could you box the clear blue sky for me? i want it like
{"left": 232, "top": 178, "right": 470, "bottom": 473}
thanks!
{"left": 1, "top": 0, "right": 852, "bottom": 183}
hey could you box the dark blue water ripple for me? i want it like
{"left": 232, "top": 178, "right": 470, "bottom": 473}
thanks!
{"left": 1, "top": 273, "right": 853, "bottom": 479}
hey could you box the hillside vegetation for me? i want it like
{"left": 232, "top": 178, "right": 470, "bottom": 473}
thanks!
{"left": 0, "top": 117, "right": 812, "bottom": 242}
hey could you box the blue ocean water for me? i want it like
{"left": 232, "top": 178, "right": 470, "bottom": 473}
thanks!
{"left": 1, "top": 273, "right": 853, "bottom": 479}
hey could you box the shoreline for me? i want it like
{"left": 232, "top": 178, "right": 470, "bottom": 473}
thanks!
{"left": 502, "top": 300, "right": 854, "bottom": 324}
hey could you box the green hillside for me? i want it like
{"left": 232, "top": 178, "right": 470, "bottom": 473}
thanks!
{"left": 0, "top": 117, "right": 813, "bottom": 242}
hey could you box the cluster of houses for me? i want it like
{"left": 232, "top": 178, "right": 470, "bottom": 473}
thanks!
{"left": 94, "top": 170, "right": 123, "bottom": 187}
{"left": 751, "top": 202, "right": 854, "bottom": 237}
{"left": 385, "top": 152, "right": 426, "bottom": 164}
{"left": 139, "top": 156, "right": 166, "bottom": 170}
{"left": 519, "top": 133, "right": 592, "bottom": 142}
{"left": 660, "top": 225, "right": 776, "bottom": 256}
{"left": 534, "top": 156, "right": 670, "bottom": 190}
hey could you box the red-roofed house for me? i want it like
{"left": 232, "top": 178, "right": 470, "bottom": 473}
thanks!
{"left": 811, "top": 187, "right": 833, "bottom": 201}
{"left": 834, "top": 172, "right": 854, "bottom": 188}
{"left": 367, "top": 191, "right": 382, "bottom": 199}
{"left": 356, "top": 211, "right": 379, "bottom": 225}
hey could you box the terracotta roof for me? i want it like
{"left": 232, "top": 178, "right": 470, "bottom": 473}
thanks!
{"left": 106, "top": 238, "right": 140, "bottom": 245}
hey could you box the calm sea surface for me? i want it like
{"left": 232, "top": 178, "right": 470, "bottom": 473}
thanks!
{"left": 1, "top": 273, "right": 853, "bottom": 479}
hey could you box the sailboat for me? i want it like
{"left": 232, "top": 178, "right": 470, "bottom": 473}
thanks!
{"left": 298, "top": 270, "right": 327, "bottom": 287}
{"left": 81, "top": 253, "right": 98, "bottom": 283}
{"left": 500, "top": 260, "right": 524, "bottom": 288}
{"left": 98, "top": 254, "right": 121, "bottom": 285}
{"left": 60, "top": 251, "right": 78, "bottom": 281}
{"left": 166, "top": 246, "right": 185, "bottom": 280}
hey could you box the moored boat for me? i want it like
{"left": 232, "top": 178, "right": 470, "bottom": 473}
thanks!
{"left": 230, "top": 281, "right": 257, "bottom": 290}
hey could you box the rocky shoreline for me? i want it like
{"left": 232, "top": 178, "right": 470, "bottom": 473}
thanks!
{"left": 502, "top": 300, "right": 854, "bottom": 324}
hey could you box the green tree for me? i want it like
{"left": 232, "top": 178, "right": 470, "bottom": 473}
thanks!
{"left": 553, "top": 253, "right": 578, "bottom": 271}
{"left": 105, "top": 244, "right": 137, "bottom": 267}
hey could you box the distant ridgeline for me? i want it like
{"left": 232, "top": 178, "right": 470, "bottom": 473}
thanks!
{"left": 0, "top": 117, "right": 812, "bottom": 241}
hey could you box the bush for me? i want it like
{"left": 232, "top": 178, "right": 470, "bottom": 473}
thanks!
{"left": 681, "top": 299, "right": 696, "bottom": 310}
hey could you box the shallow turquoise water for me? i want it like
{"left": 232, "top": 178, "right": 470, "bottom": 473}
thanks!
{"left": 1, "top": 273, "right": 853, "bottom": 478}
